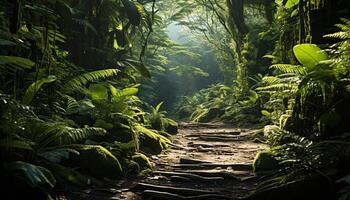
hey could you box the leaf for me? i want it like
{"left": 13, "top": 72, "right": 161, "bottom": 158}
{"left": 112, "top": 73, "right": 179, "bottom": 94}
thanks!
{"left": 155, "top": 102, "right": 164, "bottom": 112}
{"left": 94, "top": 119, "right": 114, "bottom": 130}
{"left": 293, "top": 44, "right": 328, "bottom": 70}
{"left": 0, "top": 139, "right": 33, "bottom": 150}
{"left": 122, "top": 0, "right": 142, "bottom": 26}
{"left": 291, "top": 9, "right": 299, "bottom": 17}
{"left": 123, "top": 59, "right": 151, "bottom": 78}
{"left": 113, "top": 87, "right": 139, "bottom": 99}
{"left": 0, "top": 55, "right": 35, "bottom": 69}
{"left": 22, "top": 75, "right": 57, "bottom": 105}
{"left": 0, "top": 39, "right": 17, "bottom": 46}
{"left": 86, "top": 84, "right": 108, "bottom": 101}
{"left": 39, "top": 148, "right": 79, "bottom": 163}
{"left": 261, "top": 110, "right": 271, "bottom": 117}
{"left": 285, "top": 0, "right": 299, "bottom": 9}
{"left": 4, "top": 161, "right": 56, "bottom": 188}
{"left": 63, "top": 69, "right": 119, "bottom": 92}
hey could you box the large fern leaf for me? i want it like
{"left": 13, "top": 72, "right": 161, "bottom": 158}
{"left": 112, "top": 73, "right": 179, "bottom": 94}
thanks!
{"left": 63, "top": 69, "right": 119, "bottom": 92}
{"left": 27, "top": 120, "right": 107, "bottom": 147}
{"left": 270, "top": 64, "right": 307, "bottom": 75}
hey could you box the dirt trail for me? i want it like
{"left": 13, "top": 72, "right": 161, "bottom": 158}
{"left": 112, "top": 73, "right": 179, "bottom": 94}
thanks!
{"left": 122, "top": 122, "right": 267, "bottom": 200}
{"left": 57, "top": 122, "right": 267, "bottom": 200}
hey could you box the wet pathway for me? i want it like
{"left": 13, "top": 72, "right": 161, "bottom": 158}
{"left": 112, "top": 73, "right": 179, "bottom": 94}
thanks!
{"left": 121, "top": 122, "right": 267, "bottom": 200}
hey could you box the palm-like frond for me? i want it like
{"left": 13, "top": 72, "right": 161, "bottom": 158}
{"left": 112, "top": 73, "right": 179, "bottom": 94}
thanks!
{"left": 64, "top": 95, "right": 80, "bottom": 114}
{"left": 27, "top": 120, "right": 107, "bottom": 147}
{"left": 270, "top": 64, "right": 307, "bottom": 75}
{"left": 324, "top": 18, "right": 350, "bottom": 40}
{"left": 63, "top": 69, "right": 119, "bottom": 92}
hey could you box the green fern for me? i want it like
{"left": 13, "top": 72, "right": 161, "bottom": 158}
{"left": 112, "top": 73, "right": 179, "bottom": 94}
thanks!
{"left": 270, "top": 64, "right": 307, "bottom": 75}
{"left": 63, "top": 69, "right": 119, "bottom": 92}
{"left": 324, "top": 18, "right": 350, "bottom": 40}
{"left": 27, "top": 120, "right": 107, "bottom": 147}
{"left": 64, "top": 95, "right": 80, "bottom": 114}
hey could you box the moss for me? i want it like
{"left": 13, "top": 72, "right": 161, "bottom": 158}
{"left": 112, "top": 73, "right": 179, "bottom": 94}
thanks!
{"left": 139, "top": 168, "right": 152, "bottom": 177}
{"left": 137, "top": 126, "right": 170, "bottom": 154}
{"left": 253, "top": 150, "right": 279, "bottom": 172}
{"left": 164, "top": 118, "right": 178, "bottom": 135}
{"left": 118, "top": 158, "right": 140, "bottom": 175}
{"left": 66, "top": 145, "right": 123, "bottom": 179}
{"left": 139, "top": 134, "right": 164, "bottom": 154}
{"left": 132, "top": 153, "right": 152, "bottom": 170}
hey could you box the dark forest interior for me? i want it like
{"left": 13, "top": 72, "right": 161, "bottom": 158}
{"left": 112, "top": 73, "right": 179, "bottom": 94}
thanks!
{"left": 0, "top": 0, "right": 350, "bottom": 199}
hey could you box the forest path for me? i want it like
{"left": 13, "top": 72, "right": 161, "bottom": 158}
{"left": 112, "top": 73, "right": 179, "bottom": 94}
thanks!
{"left": 121, "top": 122, "right": 267, "bottom": 200}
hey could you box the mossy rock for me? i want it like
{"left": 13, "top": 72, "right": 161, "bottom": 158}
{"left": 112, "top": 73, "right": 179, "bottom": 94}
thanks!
{"left": 47, "top": 163, "right": 91, "bottom": 187}
{"left": 139, "top": 134, "right": 165, "bottom": 154}
{"left": 151, "top": 118, "right": 163, "bottom": 131}
{"left": 164, "top": 119, "right": 178, "bottom": 135}
{"left": 132, "top": 153, "right": 152, "bottom": 170}
{"left": 253, "top": 150, "right": 279, "bottom": 172}
{"left": 66, "top": 145, "right": 123, "bottom": 179}
{"left": 108, "top": 127, "right": 134, "bottom": 143}
{"left": 120, "top": 159, "right": 140, "bottom": 175}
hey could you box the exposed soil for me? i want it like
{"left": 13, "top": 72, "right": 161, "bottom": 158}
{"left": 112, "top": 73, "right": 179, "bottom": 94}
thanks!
{"left": 56, "top": 122, "right": 267, "bottom": 200}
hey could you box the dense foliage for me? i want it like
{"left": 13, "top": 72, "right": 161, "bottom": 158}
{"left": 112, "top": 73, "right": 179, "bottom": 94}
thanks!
{"left": 0, "top": 0, "right": 178, "bottom": 199}
{"left": 1, "top": 0, "right": 349, "bottom": 199}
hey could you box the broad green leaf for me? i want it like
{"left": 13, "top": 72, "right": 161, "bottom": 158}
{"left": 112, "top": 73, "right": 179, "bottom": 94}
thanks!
{"left": 4, "top": 161, "right": 56, "bottom": 188}
{"left": 0, "top": 139, "right": 33, "bottom": 150}
{"left": 0, "top": 39, "right": 17, "bottom": 46}
{"left": 261, "top": 110, "right": 271, "bottom": 117}
{"left": 293, "top": 44, "right": 328, "bottom": 70}
{"left": 285, "top": 0, "right": 299, "bottom": 9}
{"left": 86, "top": 84, "right": 108, "bottom": 101}
{"left": 39, "top": 148, "right": 79, "bottom": 163}
{"left": 124, "top": 59, "right": 151, "bottom": 78}
{"left": 113, "top": 87, "right": 139, "bottom": 99}
{"left": 0, "top": 55, "right": 35, "bottom": 69}
{"left": 22, "top": 76, "right": 57, "bottom": 105}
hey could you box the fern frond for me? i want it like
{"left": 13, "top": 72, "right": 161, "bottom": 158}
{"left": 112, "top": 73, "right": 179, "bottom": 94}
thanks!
{"left": 263, "top": 76, "right": 280, "bottom": 84}
{"left": 270, "top": 64, "right": 307, "bottom": 75}
{"left": 324, "top": 18, "right": 350, "bottom": 40}
{"left": 256, "top": 83, "right": 297, "bottom": 92}
{"left": 28, "top": 120, "right": 106, "bottom": 147}
{"left": 324, "top": 32, "right": 350, "bottom": 40}
{"left": 63, "top": 69, "right": 119, "bottom": 92}
{"left": 64, "top": 95, "right": 79, "bottom": 114}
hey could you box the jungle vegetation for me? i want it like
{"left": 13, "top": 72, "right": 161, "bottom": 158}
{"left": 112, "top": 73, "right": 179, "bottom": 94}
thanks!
{"left": 0, "top": 0, "right": 350, "bottom": 199}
